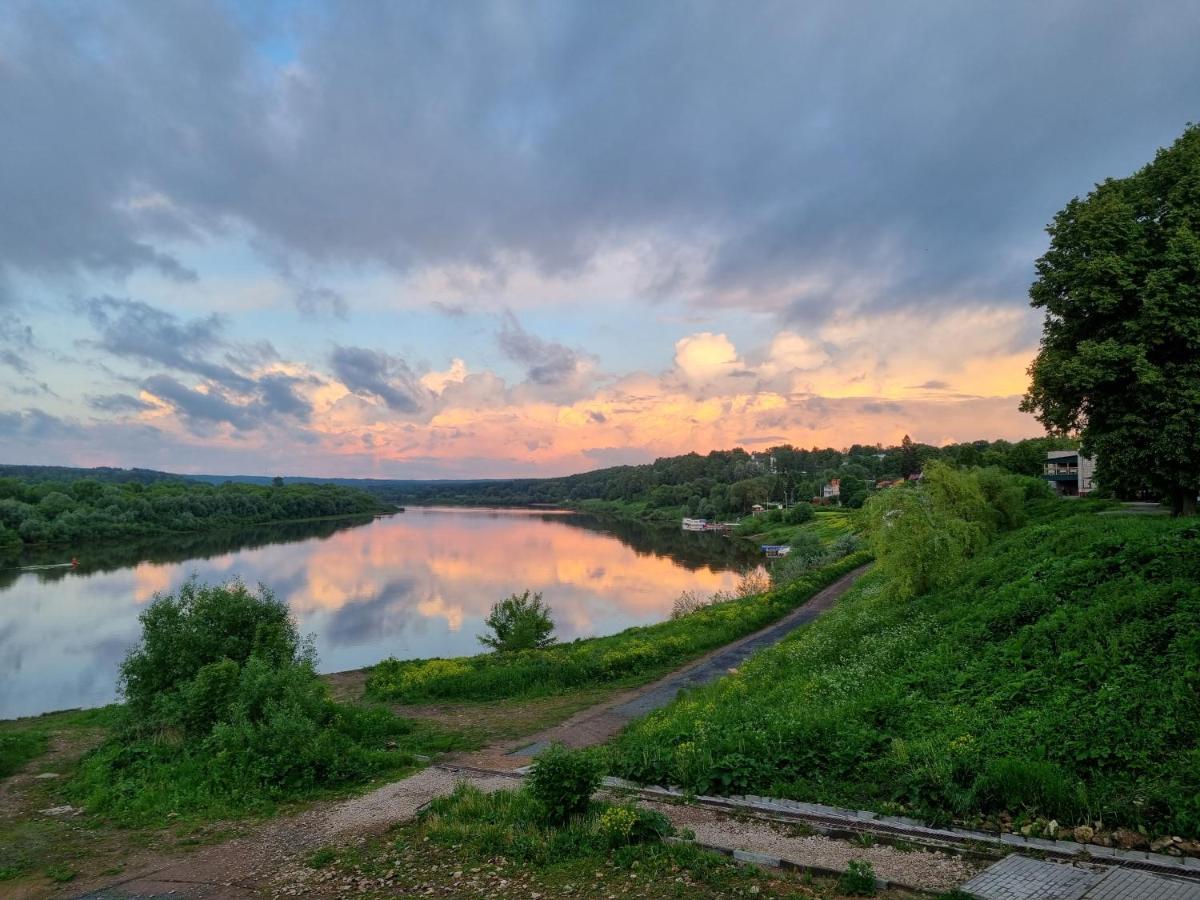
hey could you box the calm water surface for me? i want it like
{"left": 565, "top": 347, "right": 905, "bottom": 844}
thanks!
{"left": 0, "top": 507, "right": 757, "bottom": 720}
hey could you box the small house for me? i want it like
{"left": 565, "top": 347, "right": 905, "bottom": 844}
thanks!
{"left": 1043, "top": 451, "right": 1095, "bottom": 496}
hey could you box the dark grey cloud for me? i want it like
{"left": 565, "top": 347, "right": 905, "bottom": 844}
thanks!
{"left": 141, "top": 374, "right": 256, "bottom": 432}
{"left": 140, "top": 370, "right": 313, "bottom": 434}
{"left": 81, "top": 295, "right": 251, "bottom": 389}
{"left": 0, "top": 1, "right": 1196, "bottom": 323}
{"left": 73, "top": 295, "right": 313, "bottom": 433}
{"left": 497, "top": 312, "right": 588, "bottom": 385}
{"left": 0, "top": 409, "right": 82, "bottom": 441}
{"left": 256, "top": 373, "right": 314, "bottom": 422}
{"left": 330, "top": 346, "right": 430, "bottom": 413}
{"left": 0, "top": 314, "right": 34, "bottom": 374}
{"left": 86, "top": 393, "right": 155, "bottom": 414}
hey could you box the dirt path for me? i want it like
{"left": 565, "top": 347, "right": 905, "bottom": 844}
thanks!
{"left": 78, "top": 564, "right": 872, "bottom": 899}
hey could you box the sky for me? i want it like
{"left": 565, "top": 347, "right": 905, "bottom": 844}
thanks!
{"left": 1, "top": 1, "right": 1198, "bottom": 478}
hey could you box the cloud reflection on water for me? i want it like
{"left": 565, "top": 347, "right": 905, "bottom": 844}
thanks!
{"left": 1, "top": 508, "right": 753, "bottom": 719}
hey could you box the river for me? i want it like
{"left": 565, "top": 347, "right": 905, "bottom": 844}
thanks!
{"left": 0, "top": 507, "right": 759, "bottom": 720}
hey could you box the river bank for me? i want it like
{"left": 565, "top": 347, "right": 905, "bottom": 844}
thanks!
{"left": 0, "top": 554, "right": 872, "bottom": 895}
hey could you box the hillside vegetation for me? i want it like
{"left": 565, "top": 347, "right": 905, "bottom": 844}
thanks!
{"left": 610, "top": 496, "right": 1200, "bottom": 836}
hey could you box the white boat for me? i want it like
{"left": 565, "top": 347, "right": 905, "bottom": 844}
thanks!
{"left": 681, "top": 517, "right": 709, "bottom": 531}
{"left": 761, "top": 544, "right": 792, "bottom": 558}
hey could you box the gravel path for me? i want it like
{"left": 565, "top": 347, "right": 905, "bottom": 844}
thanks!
{"left": 640, "top": 800, "right": 987, "bottom": 892}
{"left": 77, "top": 769, "right": 517, "bottom": 899}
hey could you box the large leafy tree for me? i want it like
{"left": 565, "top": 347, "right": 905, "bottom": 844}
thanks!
{"left": 1022, "top": 124, "right": 1200, "bottom": 515}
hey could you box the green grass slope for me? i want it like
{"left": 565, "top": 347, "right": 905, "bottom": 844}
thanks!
{"left": 611, "top": 503, "right": 1200, "bottom": 836}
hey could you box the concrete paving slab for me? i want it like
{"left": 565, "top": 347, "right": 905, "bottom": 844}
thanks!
{"left": 962, "top": 855, "right": 1200, "bottom": 900}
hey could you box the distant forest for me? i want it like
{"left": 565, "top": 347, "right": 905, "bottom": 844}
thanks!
{"left": 0, "top": 435, "right": 1072, "bottom": 550}
{"left": 0, "top": 466, "right": 388, "bottom": 551}
{"left": 358, "top": 435, "right": 1075, "bottom": 517}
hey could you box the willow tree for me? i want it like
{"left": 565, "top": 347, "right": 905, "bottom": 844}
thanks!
{"left": 1021, "top": 124, "right": 1200, "bottom": 515}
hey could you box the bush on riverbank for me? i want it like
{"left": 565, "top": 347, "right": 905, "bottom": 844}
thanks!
{"left": 69, "top": 579, "right": 461, "bottom": 825}
{"left": 479, "top": 590, "right": 557, "bottom": 651}
{"left": 609, "top": 504, "right": 1200, "bottom": 836}
{"left": 366, "top": 552, "right": 871, "bottom": 703}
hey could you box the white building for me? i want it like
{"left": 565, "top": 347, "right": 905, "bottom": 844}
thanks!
{"left": 1044, "top": 450, "right": 1095, "bottom": 496}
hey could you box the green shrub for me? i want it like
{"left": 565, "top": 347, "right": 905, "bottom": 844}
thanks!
{"left": 839, "top": 859, "right": 876, "bottom": 896}
{"left": 769, "top": 533, "right": 828, "bottom": 586}
{"left": 527, "top": 744, "right": 604, "bottom": 823}
{"left": 596, "top": 804, "right": 672, "bottom": 848}
{"left": 479, "top": 590, "right": 556, "bottom": 652}
{"left": 829, "top": 532, "right": 865, "bottom": 558}
{"left": 422, "top": 783, "right": 673, "bottom": 869}
{"left": 786, "top": 503, "right": 815, "bottom": 524}
{"left": 119, "top": 577, "right": 307, "bottom": 729}
{"left": 69, "top": 578, "right": 457, "bottom": 826}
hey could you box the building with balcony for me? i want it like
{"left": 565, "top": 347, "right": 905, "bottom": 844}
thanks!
{"left": 1044, "top": 450, "right": 1095, "bottom": 496}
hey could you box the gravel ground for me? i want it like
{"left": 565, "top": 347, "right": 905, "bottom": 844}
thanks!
{"left": 79, "top": 769, "right": 516, "bottom": 898}
{"left": 316, "top": 767, "right": 516, "bottom": 838}
{"left": 639, "top": 799, "right": 988, "bottom": 893}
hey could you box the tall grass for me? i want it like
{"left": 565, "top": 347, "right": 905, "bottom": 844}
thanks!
{"left": 366, "top": 552, "right": 871, "bottom": 703}
{"left": 609, "top": 505, "right": 1200, "bottom": 836}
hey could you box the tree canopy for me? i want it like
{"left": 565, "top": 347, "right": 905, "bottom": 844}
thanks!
{"left": 1022, "top": 124, "right": 1200, "bottom": 514}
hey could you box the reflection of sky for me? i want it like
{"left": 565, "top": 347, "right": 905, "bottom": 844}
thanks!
{"left": 0, "top": 509, "right": 744, "bottom": 720}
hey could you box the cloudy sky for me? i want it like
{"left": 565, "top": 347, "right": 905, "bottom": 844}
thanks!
{"left": 1, "top": 1, "right": 1197, "bottom": 478}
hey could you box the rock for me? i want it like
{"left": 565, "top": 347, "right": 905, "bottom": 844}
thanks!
{"left": 1047, "top": 820, "right": 1059, "bottom": 837}
{"left": 38, "top": 805, "right": 82, "bottom": 817}
{"left": 1177, "top": 839, "right": 1200, "bottom": 855}
{"left": 1093, "top": 833, "right": 1113, "bottom": 847}
{"left": 1020, "top": 824, "right": 1034, "bottom": 837}
{"left": 1112, "top": 828, "right": 1149, "bottom": 850}
{"left": 1073, "top": 826, "right": 1095, "bottom": 844}
{"left": 1150, "top": 836, "right": 1174, "bottom": 853}
{"left": 34, "top": 772, "right": 60, "bottom": 779}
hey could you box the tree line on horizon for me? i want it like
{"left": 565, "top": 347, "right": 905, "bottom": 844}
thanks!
{"left": 374, "top": 434, "right": 1076, "bottom": 516}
